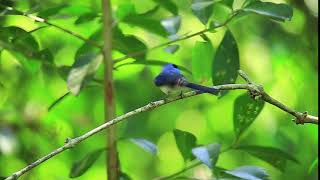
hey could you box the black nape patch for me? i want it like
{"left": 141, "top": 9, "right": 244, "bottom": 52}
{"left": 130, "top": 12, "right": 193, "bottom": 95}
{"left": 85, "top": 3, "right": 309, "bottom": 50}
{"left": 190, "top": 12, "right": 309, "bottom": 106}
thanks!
{"left": 172, "top": 64, "right": 178, "bottom": 68}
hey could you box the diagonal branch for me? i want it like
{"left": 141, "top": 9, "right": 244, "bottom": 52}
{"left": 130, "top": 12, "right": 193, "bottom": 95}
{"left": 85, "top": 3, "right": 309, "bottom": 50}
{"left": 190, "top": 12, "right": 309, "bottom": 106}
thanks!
{"left": 4, "top": 70, "right": 318, "bottom": 180}
{"left": 0, "top": 4, "right": 103, "bottom": 50}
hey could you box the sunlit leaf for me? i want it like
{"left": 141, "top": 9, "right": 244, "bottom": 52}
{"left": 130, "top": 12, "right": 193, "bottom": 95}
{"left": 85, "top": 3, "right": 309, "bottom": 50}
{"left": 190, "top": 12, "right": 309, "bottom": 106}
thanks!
{"left": 153, "top": 0, "right": 178, "bottom": 15}
{"left": 173, "top": 129, "right": 197, "bottom": 161}
{"left": 161, "top": 16, "right": 181, "bottom": 35}
{"left": 191, "top": 0, "right": 215, "bottom": 25}
{"left": 242, "top": 1, "right": 293, "bottom": 22}
{"left": 69, "top": 148, "right": 105, "bottom": 178}
{"left": 212, "top": 30, "right": 239, "bottom": 94}
{"left": 233, "top": 93, "right": 264, "bottom": 139}
{"left": 235, "top": 145, "right": 299, "bottom": 172}
{"left": 192, "top": 41, "right": 214, "bottom": 81}
{"left": 130, "top": 138, "right": 157, "bottom": 154}
{"left": 192, "top": 143, "right": 220, "bottom": 168}
{"left": 164, "top": 44, "right": 179, "bottom": 54}
{"left": 67, "top": 53, "right": 103, "bottom": 95}
{"left": 225, "top": 166, "right": 269, "bottom": 180}
{"left": 48, "top": 92, "right": 70, "bottom": 111}
{"left": 308, "top": 158, "right": 318, "bottom": 175}
{"left": 75, "top": 12, "right": 99, "bottom": 25}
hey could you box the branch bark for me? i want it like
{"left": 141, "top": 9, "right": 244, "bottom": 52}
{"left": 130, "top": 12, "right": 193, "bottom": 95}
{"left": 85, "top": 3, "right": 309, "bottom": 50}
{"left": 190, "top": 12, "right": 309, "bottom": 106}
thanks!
{"left": 4, "top": 70, "right": 318, "bottom": 180}
{"left": 101, "top": 0, "right": 119, "bottom": 180}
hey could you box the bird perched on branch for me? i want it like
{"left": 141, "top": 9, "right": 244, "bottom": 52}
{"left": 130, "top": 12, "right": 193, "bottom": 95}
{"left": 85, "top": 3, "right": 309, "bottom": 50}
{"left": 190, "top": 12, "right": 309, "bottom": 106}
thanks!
{"left": 154, "top": 64, "right": 219, "bottom": 96}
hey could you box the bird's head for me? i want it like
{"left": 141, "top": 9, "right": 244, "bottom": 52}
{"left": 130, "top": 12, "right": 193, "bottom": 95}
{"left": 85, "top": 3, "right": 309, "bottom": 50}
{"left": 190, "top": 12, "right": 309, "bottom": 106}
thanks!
{"left": 162, "top": 63, "right": 180, "bottom": 73}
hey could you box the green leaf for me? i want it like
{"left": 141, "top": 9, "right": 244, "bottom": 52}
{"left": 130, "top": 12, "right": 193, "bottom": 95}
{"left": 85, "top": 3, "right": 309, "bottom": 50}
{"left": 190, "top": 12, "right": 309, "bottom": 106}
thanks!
{"left": 153, "top": 0, "right": 178, "bottom": 15}
{"left": 160, "top": 16, "right": 181, "bottom": 35}
{"left": 191, "top": 143, "right": 220, "bottom": 168}
{"left": 0, "top": 82, "right": 8, "bottom": 108}
{"left": 212, "top": 30, "right": 239, "bottom": 93}
{"left": 113, "top": 27, "right": 147, "bottom": 60}
{"left": 192, "top": 41, "right": 214, "bottom": 81}
{"left": 75, "top": 12, "right": 99, "bottom": 25}
{"left": 67, "top": 53, "right": 103, "bottom": 95}
{"left": 130, "top": 138, "right": 157, "bottom": 154}
{"left": 117, "top": 4, "right": 167, "bottom": 37}
{"left": 120, "top": 172, "right": 132, "bottom": 180}
{"left": 114, "top": 60, "right": 192, "bottom": 75}
{"left": 191, "top": 0, "right": 215, "bottom": 25}
{"left": 38, "top": 4, "right": 91, "bottom": 19}
{"left": 69, "top": 148, "right": 105, "bottom": 178}
{"left": 308, "top": 158, "right": 318, "bottom": 175}
{"left": 220, "top": 0, "right": 234, "bottom": 9}
{"left": 233, "top": 93, "right": 264, "bottom": 139}
{"left": 242, "top": 1, "right": 293, "bottom": 22}
{"left": 236, "top": 145, "right": 299, "bottom": 172}
{"left": 173, "top": 129, "right": 197, "bottom": 161}
{"left": 164, "top": 44, "right": 179, "bottom": 54}
{"left": 225, "top": 166, "right": 269, "bottom": 180}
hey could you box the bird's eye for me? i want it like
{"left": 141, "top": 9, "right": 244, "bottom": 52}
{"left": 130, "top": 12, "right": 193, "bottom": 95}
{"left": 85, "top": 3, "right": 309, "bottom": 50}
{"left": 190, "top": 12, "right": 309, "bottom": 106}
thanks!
{"left": 172, "top": 64, "right": 178, "bottom": 68}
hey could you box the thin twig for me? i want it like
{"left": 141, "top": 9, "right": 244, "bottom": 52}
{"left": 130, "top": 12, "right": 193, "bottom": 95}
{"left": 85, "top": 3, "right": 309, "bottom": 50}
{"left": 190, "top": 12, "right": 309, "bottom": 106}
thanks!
{"left": 0, "top": 5, "right": 103, "bottom": 50}
{"left": 113, "top": 10, "right": 241, "bottom": 64}
{"left": 4, "top": 70, "right": 318, "bottom": 180}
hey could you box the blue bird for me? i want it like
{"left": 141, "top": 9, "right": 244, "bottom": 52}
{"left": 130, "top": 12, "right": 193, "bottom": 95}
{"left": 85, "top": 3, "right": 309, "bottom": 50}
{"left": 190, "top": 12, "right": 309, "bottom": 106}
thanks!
{"left": 154, "top": 64, "right": 219, "bottom": 96}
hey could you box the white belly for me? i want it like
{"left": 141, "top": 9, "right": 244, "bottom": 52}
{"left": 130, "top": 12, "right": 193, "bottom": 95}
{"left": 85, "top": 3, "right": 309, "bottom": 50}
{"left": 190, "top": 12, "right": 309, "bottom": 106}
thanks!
{"left": 159, "top": 85, "right": 184, "bottom": 95}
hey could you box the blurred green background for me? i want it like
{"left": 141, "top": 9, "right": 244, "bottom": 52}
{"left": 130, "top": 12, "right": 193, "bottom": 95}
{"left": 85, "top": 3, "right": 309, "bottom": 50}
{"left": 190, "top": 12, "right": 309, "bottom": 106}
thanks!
{"left": 0, "top": 0, "right": 318, "bottom": 179}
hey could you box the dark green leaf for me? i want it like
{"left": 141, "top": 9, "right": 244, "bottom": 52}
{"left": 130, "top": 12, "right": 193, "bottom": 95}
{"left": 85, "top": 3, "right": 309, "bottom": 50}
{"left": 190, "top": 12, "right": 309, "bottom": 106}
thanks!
{"left": 192, "top": 41, "right": 214, "bottom": 81}
{"left": 233, "top": 93, "right": 264, "bottom": 139}
{"left": 67, "top": 53, "right": 103, "bottom": 95}
{"left": 69, "top": 148, "right": 104, "bottom": 178}
{"left": 161, "top": 16, "right": 181, "bottom": 36}
{"left": 38, "top": 4, "right": 91, "bottom": 19}
{"left": 308, "top": 158, "right": 318, "bottom": 175}
{"left": 116, "top": 3, "right": 136, "bottom": 20}
{"left": 130, "top": 138, "right": 157, "bottom": 154}
{"left": 117, "top": 4, "right": 167, "bottom": 37}
{"left": 173, "top": 129, "right": 197, "bottom": 161}
{"left": 0, "top": 82, "right": 8, "bottom": 107}
{"left": 191, "top": 143, "right": 220, "bottom": 168}
{"left": 220, "top": 0, "right": 234, "bottom": 9}
{"left": 114, "top": 60, "right": 192, "bottom": 75}
{"left": 235, "top": 145, "right": 299, "bottom": 172}
{"left": 113, "top": 26, "right": 147, "bottom": 60}
{"left": 120, "top": 172, "right": 132, "bottom": 180}
{"left": 191, "top": 0, "right": 214, "bottom": 25}
{"left": 212, "top": 30, "right": 239, "bottom": 92}
{"left": 153, "top": 0, "right": 178, "bottom": 15}
{"left": 164, "top": 44, "right": 179, "bottom": 54}
{"left": 242, "top": 2, "right": 293, "bottom": 22}
{"left": 75, "top": 12, "right": 99, "bottom": 25}
{"left": 225, "top": 166, "right": 269, "bottom": 180}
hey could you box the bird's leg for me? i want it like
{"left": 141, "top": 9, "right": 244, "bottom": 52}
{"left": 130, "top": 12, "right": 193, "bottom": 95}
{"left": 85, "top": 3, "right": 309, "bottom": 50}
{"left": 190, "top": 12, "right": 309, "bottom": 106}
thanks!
{"left": 179, "top": 90, "right": 184, "bottom": 99}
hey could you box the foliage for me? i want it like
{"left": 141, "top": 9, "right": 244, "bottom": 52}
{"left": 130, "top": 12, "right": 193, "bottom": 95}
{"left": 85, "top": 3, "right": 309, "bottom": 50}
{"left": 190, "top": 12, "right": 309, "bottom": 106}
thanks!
{"left": 0, "top": 0, "right": 318, "bottom": 179}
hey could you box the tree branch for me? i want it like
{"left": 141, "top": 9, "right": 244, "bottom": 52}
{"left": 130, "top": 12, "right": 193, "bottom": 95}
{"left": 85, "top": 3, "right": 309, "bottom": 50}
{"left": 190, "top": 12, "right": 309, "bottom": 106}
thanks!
{"left": 0, "top": 5, "right": 103, "bottom": 50}
{"left": 4, "top": 70, "right": 318, "bottom": 180}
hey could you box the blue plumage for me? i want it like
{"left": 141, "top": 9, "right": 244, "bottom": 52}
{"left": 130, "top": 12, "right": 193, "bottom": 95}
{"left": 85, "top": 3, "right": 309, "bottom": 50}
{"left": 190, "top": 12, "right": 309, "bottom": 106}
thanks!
{"left": 154, "top": 64, "right": 219, "bottom": 95}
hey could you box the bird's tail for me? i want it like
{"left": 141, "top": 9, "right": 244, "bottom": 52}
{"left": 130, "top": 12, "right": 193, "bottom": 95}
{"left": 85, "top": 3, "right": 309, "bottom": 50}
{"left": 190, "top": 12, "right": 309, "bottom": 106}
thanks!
{"left": 184, "top": 82, "right": 219, "bottom": 95}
